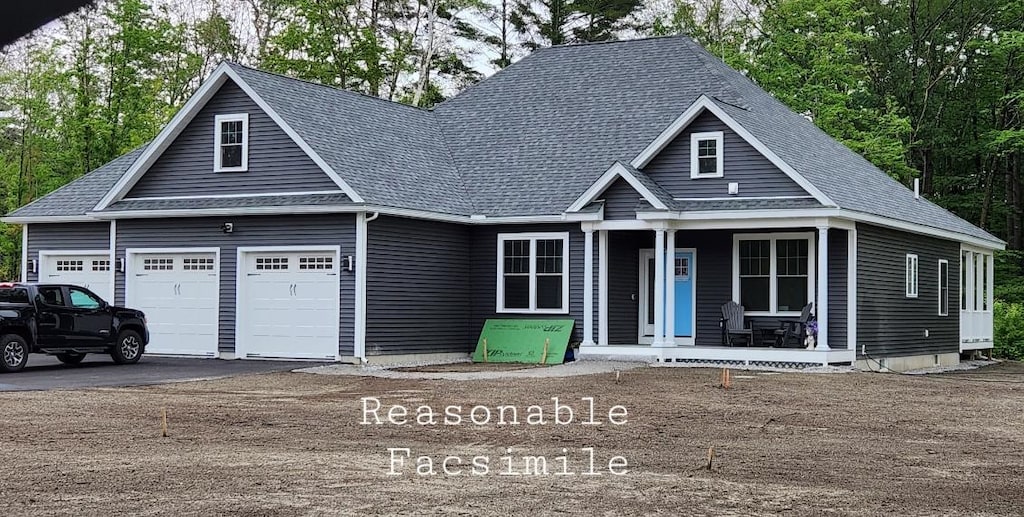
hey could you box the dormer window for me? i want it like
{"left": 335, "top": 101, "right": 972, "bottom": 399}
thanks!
{"left": 690, "top": 131, "right": 724, "bottom": 178}
{"left": 214, "top": 113, "right": 249, "bottom": 172}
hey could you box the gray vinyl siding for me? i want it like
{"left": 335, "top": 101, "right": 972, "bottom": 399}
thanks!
{"left": 607, "top": 231, "right": 650, "bottom": 343}
{"left": 470, "top": 224, "right": 585, "bottom": 344}
{"left": 25, "top": 223, "right": 110, "bottom": 282}
{"left": 827, "top": 228, "right": 848, "bottom": 350}
{"left": 687, "top": 230, "right": 734, "bottom": 347}
{"left": 600, "top": 178, "right": 643, "bottom": 220}
{"left": 127, "top": 81, "right": 342, "bottom": 198}
{"left": 365, "top": 216, "right": 473, "bottom": 355}
{"left": 115, "top": 215, "right": 356, "bottom": 355}
{"left": 642, "top": 110, "right": 809, "bottom": 199}
{"left": 856, "top": 223, "right": 959, "bottom": 358}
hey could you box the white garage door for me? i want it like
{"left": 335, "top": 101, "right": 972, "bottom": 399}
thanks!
{"left": 127, "top": 252, "right": 219, "bottom": 357}
{"left": 239, "top": 250, "right": 339, "bottom": 360}
{"left": 41, "top": 253, "right": 113, "bottom": 303}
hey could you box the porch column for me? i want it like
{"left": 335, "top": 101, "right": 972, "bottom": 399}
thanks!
{"left": 653, "top": 228, "right": 667, "bottom": 346}
{"left": 598, "top": 230, "right": 609, "bottom": 345}
{"left": 582, "top": 226, "right": 595, "bottom": 346}
{"left": 816, "top": 225, "right": 830, "bottom": 350}
{"left": 665, "top": 229, "right": 676, "bottom": 345}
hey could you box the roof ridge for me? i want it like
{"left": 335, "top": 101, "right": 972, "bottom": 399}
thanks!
{"left": 227, "top": 62, "right": 429, "bottom": 114}
{"left": 546, "top": 35, "right": 684, "bottom": 49}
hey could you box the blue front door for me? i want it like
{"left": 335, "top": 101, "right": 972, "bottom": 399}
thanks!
{"left": 673, "top": 251, "right": 694, "bottom": 337}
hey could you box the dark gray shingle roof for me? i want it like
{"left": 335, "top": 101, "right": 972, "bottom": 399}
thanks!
{"left": 106, "top": 193, "right": 354, "bottom": 212}
{"left": 6, "top": 145, "right": 148, "bottom": 218}
{"left": 5, "top": 37, "right": 999, "bottom": 245}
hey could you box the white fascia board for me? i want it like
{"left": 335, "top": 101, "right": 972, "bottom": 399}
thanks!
{"left": 93, "top": 63, "right": 365, "bottom": 211}
{"left": 629, "top": 95, "right": 836, "bottom": 207}
{"left": 1, "top": 216, "right": 97, "bottom": 224}
{"left": 635, "top": 207, "right": 1005, "bottom": 250}
{"left": 566, "top": 161, "right": 668, "bottom": 213}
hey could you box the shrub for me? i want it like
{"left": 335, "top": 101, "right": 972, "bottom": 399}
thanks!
{"left": 993, "top": 301, "right": 1024, "bottom": 360}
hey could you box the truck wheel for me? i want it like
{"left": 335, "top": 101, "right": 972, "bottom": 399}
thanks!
{"left": 111, "top": 330, "right": 143, "bottom": 365}
{"left": 1, "top": 334, "right": 29, "bottom": 373}
{"left": 56, "top": 353, "right": 86, "bottom": 365}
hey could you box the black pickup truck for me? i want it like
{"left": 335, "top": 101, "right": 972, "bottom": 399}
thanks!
{"left": 0, "top": 283, "right": 149, "bottom": 372}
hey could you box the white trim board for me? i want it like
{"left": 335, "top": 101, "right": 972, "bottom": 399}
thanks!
{"left": 629, "top": 95, "right": 835, "bottom": 207}
{"left": 94, "top": 63, "right": 363, "bottom": 211}
{"left": 567, "top": 161, "right": 668, "bottom": 212}
{"left": 20, "top": 225, "right": 28, "bottom": 282}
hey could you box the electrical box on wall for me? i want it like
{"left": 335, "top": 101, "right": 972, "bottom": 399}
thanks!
{"left": 728, "top": 182, "right": 739, "bottom": 195}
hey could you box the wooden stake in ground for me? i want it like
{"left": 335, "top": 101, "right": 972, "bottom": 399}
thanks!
{"left": 482, "top": 338, "right": 488, "bottom": 363}
{"left": 706, "top": 446, "right": 715, "bottom": 471}
{"left": 161, "top": 408, "right": 169, "bottom": 438}
{"left": 721, "top": 368, "right": 732, "bottom": 389}
{"left": 540, "top": 337, "right": 550, "bottom": 364}
{"left": 615, "top": 370, "right": 621, "bottom": 384}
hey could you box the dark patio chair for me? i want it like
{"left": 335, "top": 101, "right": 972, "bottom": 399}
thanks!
{"left": 774, "top": 303, "right": 814, "bottom": 348}
{"left": 720, "top": 301, "right": 753, "bottom": 347}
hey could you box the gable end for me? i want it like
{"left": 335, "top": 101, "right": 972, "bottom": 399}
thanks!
{"left": 126, "top": 81, "right": 342, "bottom": 198}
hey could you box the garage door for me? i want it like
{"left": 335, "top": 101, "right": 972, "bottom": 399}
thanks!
{"left": 127, "top": 252, "right": 219, "bottom": 357}
{"left": 41, "top": 253, "right": 113, "bottom": 302}
{"left": 238, "top": 251, "right": 339, "bottom": 360}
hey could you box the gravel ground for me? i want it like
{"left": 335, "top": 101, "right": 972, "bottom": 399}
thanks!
{"left": 1, "top": 360, "right": 1022, "bottom": 516}
{"left": 298, "top": 360, "right": 647, "bottom": 380}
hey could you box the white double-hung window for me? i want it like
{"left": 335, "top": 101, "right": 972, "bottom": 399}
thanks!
{"left": 690, "top": 131, "right": 724, "bottom": 178}
{"left": 734, "top": 233, "right": 815, "bottom": 315}
{"left": 214, "top": 113, "right": 249, "bottom": 172}
{"left": 906, "top": 254, "right": 919, "bottom": 298}
{"left": 497, "top": 232, "right": 570, "bottom": 313}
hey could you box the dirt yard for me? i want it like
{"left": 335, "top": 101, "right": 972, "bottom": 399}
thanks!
{"left": 1, "top": 361, "right": 1023, "bottom": 516}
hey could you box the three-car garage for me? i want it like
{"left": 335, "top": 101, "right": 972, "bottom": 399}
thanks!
{"left": 25, "top": 216, "right": 355, "bottom": 361}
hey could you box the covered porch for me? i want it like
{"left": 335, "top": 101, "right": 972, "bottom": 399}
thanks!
{"left": 576, "top": 217, "right": 858, "bottom": 367}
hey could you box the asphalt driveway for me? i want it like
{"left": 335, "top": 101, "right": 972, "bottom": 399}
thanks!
{"left": 0, "top": 355, "right": 323, "bottom": 391}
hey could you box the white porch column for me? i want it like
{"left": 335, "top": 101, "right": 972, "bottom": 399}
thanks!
{"left": 665, "top": 229, "right": 676, "bottom": 345}
{"left": 847, "top": 228, "right": 857, "bottom": 351}
{"left": 653, "top": 228, "right": 666, "bottom": 346}
{"left": 598, "top": 230, "right": 609, "bottom": 346}
{"left": 975, "top": 253, "right": 983, "bottom": 312}
{"left": 582, "top": 226, "right": 595, "bottom": 346}
{"left": 816, "top": 225, "right": 830, "bottom": 350}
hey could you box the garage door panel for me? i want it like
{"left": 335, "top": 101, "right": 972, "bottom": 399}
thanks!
{"left": 240, "top": 251, "right": 339, "bottom": 360}
{"left": 128, "top": 252, "right": 219, "bottom": 357}
{"left": 41, "top": 254, "right": 113, "bottom": 303}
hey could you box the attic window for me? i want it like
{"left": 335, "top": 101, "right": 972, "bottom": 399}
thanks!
{"left": 690, "top": 131, "right": 724, "bottom": 179}
{"left": 214, "top": 113, "right": 249, "bottom": 172}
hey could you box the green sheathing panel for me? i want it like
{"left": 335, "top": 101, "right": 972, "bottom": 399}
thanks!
{"left": 856, "top": 222, "right": 959, "bottom": 358}
{"left": 472, "top": 319, "right": 575, "bottom": 364}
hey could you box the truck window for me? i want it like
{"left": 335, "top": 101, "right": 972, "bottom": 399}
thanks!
{"left": 68, "top": 287, "right": 102, "bottom": 309}
{"left": 38, "top": 286, "right": 65, "bottom": 307}
{"left": 0, "top": 288, "right": 30, "bottom": 304}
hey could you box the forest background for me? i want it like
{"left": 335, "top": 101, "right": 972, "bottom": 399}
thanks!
{"left": 1, "top": 0, "right": 1022, "bottom": 357}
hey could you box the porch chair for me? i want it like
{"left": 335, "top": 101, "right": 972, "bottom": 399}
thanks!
{"left": 773, "top": 302, "right": 814, "bottom": 348}
{"left": 720, "top": 301, "right": 753, "bottom": 347}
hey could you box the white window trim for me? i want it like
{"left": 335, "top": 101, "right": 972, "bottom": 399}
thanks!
{"left": 690, "top": 131, "right": 724, "bottom": 179}
{"left": 732, "top": 232, "right": 816, "bottom": 317}
{"left": 496, "top": 232, "right": 570, "bottom": 314}
{"left": 938, "top": 259, "right": 949, "bottom": 316}
{"left": 214, "top": 113, "right": 249, "bottom": 172}
{"left": 906, "top": 253, "right": 919, "bottom": 298}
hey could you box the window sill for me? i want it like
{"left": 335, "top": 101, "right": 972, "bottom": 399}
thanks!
{"left": 214, "top": 167, "right": 249, "bottom": 173}
{"left": 689, "top": 172, "right": 724, "bottom": 179}
{"left": 497, "top": 308, "right": 570, "bottom": 315}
